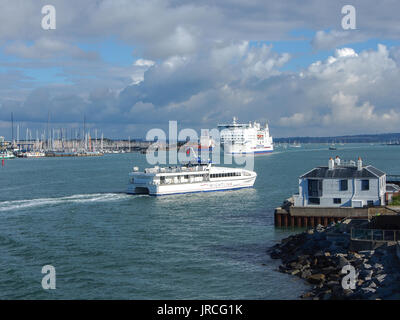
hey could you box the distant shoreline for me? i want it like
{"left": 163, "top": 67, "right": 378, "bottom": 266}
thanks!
{"left": 275, "top": 132, "right": 400, "bottom": 144}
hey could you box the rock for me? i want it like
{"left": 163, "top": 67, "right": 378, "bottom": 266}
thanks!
{"left": 307, "top": 273, "right": 326, "bottom": 284}
{"left": 324, "top": 252, "right": 331, "bottom": 257}
{"left": 364, "top": 263, "right": 372, "bottom": 269}
{"left": 298, "top": 254, "right": 310, "bottom": 262}
{"left": 301, "top": 269, "right": 312, "bottom": 279}
{"left": 353, "top": 253, "right": 363, "bottom": 259}
{"left": 376, "top": 274, "right": 387, "bottom": 283}
{"left": 374, "top": 263, "right": 384, "bottom": 270}
{"left": 301, "top": 264, "right": 310, "bottom": 271}
{"left": 362, "top": 287, "right": 376, "bottom": 293}
{"left": 343, "top": 289, "right": 354, "bottom": 297}
{"left": 364, "top": 270, "right": 373, "bottom": 281}
{"left": 322, "top": 291, "right": 332, "bottom": 300}
{"left": 301, "top": 291, "right": 314, "bottom": 299}
{"left": 279, "top": 265, "right": 288, "bottom": 272}
{"left": 291, "top": 269, "right": 301, "bottom": 276}
{"left": 339, "top": 256, "right": 349, "bottom": 268}
{"left": 307, "top": 229, "right": 314, "bottom": 235}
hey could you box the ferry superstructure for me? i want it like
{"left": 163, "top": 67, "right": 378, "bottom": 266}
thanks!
{"left": 126, "top": 161, "right": 256, "bottom": 196}
{"left": 218, "top": 117, "right": 273, "bottom": 154}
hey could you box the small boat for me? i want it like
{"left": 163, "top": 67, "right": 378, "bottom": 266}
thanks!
{"left": 329, "top": 144, "right": 337, "bottom": 150}
{"left": 0, "top": 151, "right": 16, "bottom": 159}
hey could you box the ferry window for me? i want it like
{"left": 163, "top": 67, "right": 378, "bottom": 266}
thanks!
{"left": 361, "top": 180, "right": 369, "bottom": 191}
{"left": 367, "top": 200, "right": 374, "bottom": 206}
{"left": 308, "top": 197, "right": 320, "bottom": 205}
{"left": 333, "top": 198, "right": 341, "bottom": 204}
{"left": 340, "top": 180, "right": 348, "bottom": 191}
{"left": 184, "top": 175, "right": 189, "bottom": 179}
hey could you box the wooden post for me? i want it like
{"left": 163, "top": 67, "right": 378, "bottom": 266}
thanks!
{"left": 310, "top": 217, "right": 315, "bottom": 228}
{"left": 303, "top": 216, "right": 308, "bottom": 228}
{"left": 297, "top": 217, "right": 302, "bottom": 227}
{"left": 323, "top": 217, "right": 328, "bottom": 226}
{"left": 275, "top": 213, "right": 282, "bottom": 227}
{"left": 290, "top": 216, "right": 295, "bottom": 227}
{"left": 317, "top": 216, "right": 321, "bottom": 226}
{"left": 284, "top": 214, "right": 288, "bottom": 227}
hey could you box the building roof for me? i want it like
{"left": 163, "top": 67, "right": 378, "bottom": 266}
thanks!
{"left": 300, "top": 165, "right": 385, "bottom": 179}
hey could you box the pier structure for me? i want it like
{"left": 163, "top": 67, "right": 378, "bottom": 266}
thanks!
{"left": 274, "top": 198, "right": 400, "bottom": 228}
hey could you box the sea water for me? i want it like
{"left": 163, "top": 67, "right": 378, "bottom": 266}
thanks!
{"left": 0, "top": 143, "right": 399, "bottom": 299}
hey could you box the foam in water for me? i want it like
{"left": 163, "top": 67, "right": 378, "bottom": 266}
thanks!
{"left": 0, "top": 193, "right": 131, "bottom": 212}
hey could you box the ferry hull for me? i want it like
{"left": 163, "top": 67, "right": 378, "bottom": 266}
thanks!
{"left": 127, "top": 176, "right": 256, "bottom": 196}
{"left": 222, "top": 144, "right": 274, "bottom": 155}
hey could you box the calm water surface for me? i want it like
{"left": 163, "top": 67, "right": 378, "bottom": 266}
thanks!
{"left": 0, "top": 143, "right": 399, "bottom": 299}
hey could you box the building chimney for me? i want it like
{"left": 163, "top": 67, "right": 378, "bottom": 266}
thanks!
{"left": 357, "top": 157, "right": 362, "bottom": 171}
{"left": 335, "top": 156, "right": 341, "bottom": 166}
{"left": 328, "top": 157, "right": 334, "bottom": 170}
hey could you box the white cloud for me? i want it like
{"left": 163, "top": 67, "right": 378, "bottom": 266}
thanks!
{"left": 4, "top": 38, "right": 98, "bottom": 60}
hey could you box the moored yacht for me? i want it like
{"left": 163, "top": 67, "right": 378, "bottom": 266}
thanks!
{"left": 0, "top": 151, "right": 16, "bottom": 159}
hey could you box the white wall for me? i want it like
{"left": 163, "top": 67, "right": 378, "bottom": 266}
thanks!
{"left": 294, "top": 176, "right": 384, "bottom": 207}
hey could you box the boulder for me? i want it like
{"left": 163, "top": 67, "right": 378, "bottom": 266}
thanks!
{"left": 338, "top": 256, "right": 349, "bottom": 268}
{"left": 307, "top": 273, "right": 326, "bottom": 284}
{"left": 301, "top": 269, "right": 312, "bottom": 279}
{"left": 376, "top": 274, "right": 387, "bottom": 283}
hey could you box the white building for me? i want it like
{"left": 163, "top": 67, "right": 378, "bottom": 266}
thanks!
{"left": 293, "top": 157, "right": 386, "bottom": 208}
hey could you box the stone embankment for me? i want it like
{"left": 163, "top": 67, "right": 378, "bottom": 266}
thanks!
{"left": 268, "top": 220, "right": 400, "bottom": 299}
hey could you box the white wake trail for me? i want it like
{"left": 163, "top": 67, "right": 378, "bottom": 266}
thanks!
{"left": 0, "top": 193, "right": 131, "bottom": 212}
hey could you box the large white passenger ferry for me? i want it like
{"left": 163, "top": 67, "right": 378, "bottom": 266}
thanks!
{"left": 126, "top": 152, "right": 257, "bottom": 196}
{"left": 218, "top": 117, "right": 273, "bottom": 154}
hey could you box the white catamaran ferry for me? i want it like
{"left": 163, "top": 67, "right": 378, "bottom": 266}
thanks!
{"left": 218, "top": 117, "right": 273, "bottom": 154}
{"left": 126, "top": 152, "right": 257, "bottom": 196}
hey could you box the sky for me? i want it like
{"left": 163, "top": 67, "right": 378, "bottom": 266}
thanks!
{"left": 1, "top": 0, "right": 400, "bottom": 139}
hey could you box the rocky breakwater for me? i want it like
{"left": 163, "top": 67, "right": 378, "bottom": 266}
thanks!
{"left": 268, "top": 220, "right": 400, "bottom": 299}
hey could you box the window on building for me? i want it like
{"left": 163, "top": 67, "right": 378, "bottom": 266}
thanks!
{"left": 367, "top": 200, "right": 374, "bottom": 206}
{"left": 308, "top": 197, "right": 320, "bottom": 205}
{"left": 361, "top": 179, "right": 370, "bottom": 191}
{"left": 333, "top": 198, "right": 341, "bottom": 204}
{"left": 340, "top": 180, "right": 348, "bottom": 191}
{"left": 308, "top": 179, "right": 322, "bottom": 197}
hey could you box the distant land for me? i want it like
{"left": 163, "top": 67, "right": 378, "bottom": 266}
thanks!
{"left": 274, "top": 133, "right": 400, "bottom": 144}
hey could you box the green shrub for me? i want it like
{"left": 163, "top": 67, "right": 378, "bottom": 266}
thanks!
{"left": 391, "top": 195, "right": 400, "bottom": 205}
